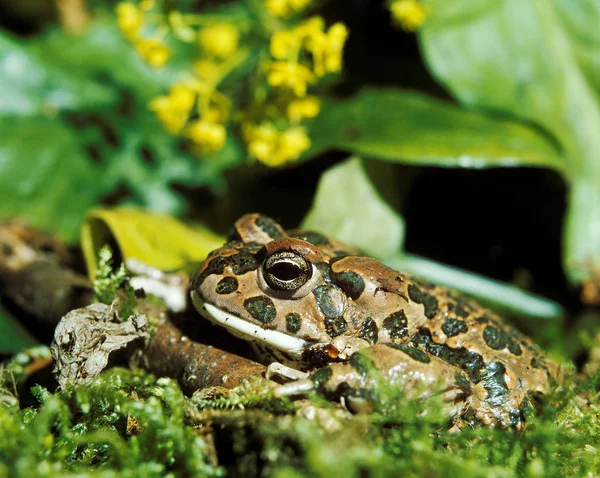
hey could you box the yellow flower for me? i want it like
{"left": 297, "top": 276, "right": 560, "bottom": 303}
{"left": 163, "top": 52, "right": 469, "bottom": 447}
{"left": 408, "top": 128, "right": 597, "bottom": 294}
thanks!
{"left": 270, "top": 30, "right": 300, "bottom": 60}
{"left": 193, "top": 59, "right": 220, "bottom": 82}
{"left": 186, "top": 119, "right": 227, "bottom": 154}
{"left": 279, "top": 126, "right": 311, "bottom": 161}
{"left": 294, "top": 16, "right": 325, "bottom": 41}
{"left": 287, "top": 96, "right": 320, "bottom": 123}
{"left": 169, "top": 84, "right": 197, "bottom": 111}
{"left": 149, "top": 84, "right": 196, "bottom": 133}
{"left": 267, "top": 62, "right": 314, "bottom": 97}
{"left": 305, "top": 22, "right": 348, "bottom": 76}
{"left": 199, "top": 23, "right": 240, "bottom": 58}
{"left": 135, "top": 38, "right": 171, "bottom": 68}
{"left": 389, "top": 0, "right": 429, "bottom": 31}
{"left": 116, "top": 2, "right": 143, "bottom": 40}
{"left": 244, "top": 123, "right": 310, "bottom": 166}
{"left": 323, "top": 23, "right": 348, "bottom": 73}
{"left": 265, "top": 0, "right": 311, "bottom": 17}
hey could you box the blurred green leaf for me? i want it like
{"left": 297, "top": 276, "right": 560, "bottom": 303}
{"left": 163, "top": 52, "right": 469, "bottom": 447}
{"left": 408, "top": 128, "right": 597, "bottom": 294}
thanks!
{"left": 0, "top": 19, "right": 244, "bottom": 240}
{"left": 554, "top": 0, "right": 600, "bottom": 96}
{"left": 305, "top": 88, "right": 565, "bottom": 173}
{"left": 0, "top": 305, "right": 37, "bottom": 353}
{"left": 0, "top": 32, "right": 116, "bottom": 116}
{"left": 0, "top": 117, "right": 107, "bottom": 241}
{"left": 420, "top": 0, "right": 600, "bottom": 283}
{"left": 303, "top": 157, "right": 562, "bottom": 320}
{"left": 302, "top": 157, "right": 405, "bottom": 258}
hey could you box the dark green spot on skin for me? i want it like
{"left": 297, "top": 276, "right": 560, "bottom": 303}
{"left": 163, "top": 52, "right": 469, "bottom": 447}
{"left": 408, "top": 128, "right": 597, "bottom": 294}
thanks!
{"left": 255, "top": 216, "right": 284, "bottom": 239}
{"left": 215, "top": 276, "right": 238, "bottom": 294}
{"left": 448, "top": 302, "right": 469, "bottom": 318}
{"left": 454, "top": 372, "right": 471, "bottom": 394}
{"left": 407, "top": 284, "right": 439, "bottom": 319}
{"left": 507, "top": 342, "right": 523, "bottom": 356}
{"left": 310, "top": 366, "right": 333, "bottom": 389}
{"left": 442, "top": 318, "right": 468, "bottom": 337}
{"left": 408, "top": 284, "right": 424, "bottom": 303}
{"left": 359, "top": 317, "right": 379, "bottom": 345}
{"left": 383, "top": 310, "right": 408, "bottom": 339}
{"left": 243, "top": 296, "right": 277, "bottom": 323}
{"left": 325, "top": 316, "right": 348, "bottom": 338}
{"left": 423, "top": 295, "right": 439, "bottom": 319}
{"left": 230, "top": 252, "right": 261, "bottom": 275}
{"left": 412, "top": 328, "right": 486, "bottom": 384}
{"left": 285, "top": 313, "right": 302, "bottom": 333}
{"left": 191, "top": 256, "right": 229, "bottom": 288}
{"left": 483, "top": 326, "right": 508, "bottom": 351}
{"left": 313, "top": 285, "right": 344, "bottom": 319}
{"left": 386, "top": 343, "right": 431, "bottom": 363}
{"left": 349, "top": 352, "right": 375, "bottom": 377}
{"left": 332, "top": 271, "right": 365, "bottom": 300}
{"left": 482, "top": 361, "right": 510, "bottom": 406}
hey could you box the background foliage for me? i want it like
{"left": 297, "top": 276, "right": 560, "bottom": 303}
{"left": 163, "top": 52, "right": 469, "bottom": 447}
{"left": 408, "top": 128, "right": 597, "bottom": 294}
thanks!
{"left": 1, "top": 0, "right": 600, "bottom": 475}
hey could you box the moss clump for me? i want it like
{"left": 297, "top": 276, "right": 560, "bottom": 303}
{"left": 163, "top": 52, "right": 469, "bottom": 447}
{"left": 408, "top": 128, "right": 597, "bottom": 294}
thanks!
{"left": 0, "top": 356, "right": 222, "bottom": 477}
{"left": 0, "top": 347, "right": 599, "bottom": 477}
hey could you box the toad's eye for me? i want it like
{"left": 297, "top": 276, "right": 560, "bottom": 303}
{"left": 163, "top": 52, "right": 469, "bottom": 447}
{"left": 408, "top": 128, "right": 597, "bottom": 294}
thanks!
{"left": 264, "top": 252, "right": 311, "bottom": 290}
{"left": 259, "top": 251, "right": 320, "bottom": 298}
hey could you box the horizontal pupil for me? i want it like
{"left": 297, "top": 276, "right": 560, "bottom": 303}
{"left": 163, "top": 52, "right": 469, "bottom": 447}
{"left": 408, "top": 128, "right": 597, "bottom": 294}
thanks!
{"left": 269, "top": 261, "right": 302, "bottom": 281}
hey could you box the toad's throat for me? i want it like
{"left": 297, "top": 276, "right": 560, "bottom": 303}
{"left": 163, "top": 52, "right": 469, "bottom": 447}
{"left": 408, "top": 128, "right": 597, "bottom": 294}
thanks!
{"left": 190, "top": 291, "right": 308, "bottom": 358}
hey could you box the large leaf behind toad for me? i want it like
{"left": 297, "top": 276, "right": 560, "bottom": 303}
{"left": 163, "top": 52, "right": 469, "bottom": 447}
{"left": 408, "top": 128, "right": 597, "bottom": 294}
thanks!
{"left": 419, "top": 0, "right": 600, "bottom": 283}
{"left": 305, "top": 88, "right": 564, "bottom": 172}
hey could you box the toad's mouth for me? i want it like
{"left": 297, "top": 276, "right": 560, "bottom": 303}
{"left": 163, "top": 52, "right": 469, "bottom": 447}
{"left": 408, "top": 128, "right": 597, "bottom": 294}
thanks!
{"left": 190, "top": 291, "right": 308, "bottom": 358}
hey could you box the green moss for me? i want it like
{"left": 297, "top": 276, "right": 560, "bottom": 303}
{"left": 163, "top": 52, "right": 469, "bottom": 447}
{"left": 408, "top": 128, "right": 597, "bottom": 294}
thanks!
{"left": 0, "top": 363, "right": 222, "bottom": 477}
{"left": 93, "top": 246, "right": 136, "bottom": 319}
{"left": 0, "top": 347, "right": 598, "bottom": 477}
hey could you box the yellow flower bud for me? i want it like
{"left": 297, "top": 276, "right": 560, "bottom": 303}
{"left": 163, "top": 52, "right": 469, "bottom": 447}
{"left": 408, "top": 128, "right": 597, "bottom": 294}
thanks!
{"left": 304, "top": 20, "right": 348, "bottom": 76}
{"left": 295, "top": 16, "right": 325, "bottom": 41}
{"left": 148, "top": 83, "right": 196, "bottom": 134}
{"left": 287, "top": 96, "right": 321, "bottom": 123}
{"left": 265, "top": 0, "right": 311, "bottom": 17}
{"left": 390, "top": 0, "right": 429, "bottom": 31}
{"left": 267, "top": 62, "right": 314, "bottom": 97}
{"left": 116, "top": 2, "right": 143, "bottom": 40}
{"left": 270, "top": 30, "right": 300, "bottom": 60}
{"left": 186, "top": 119, "right": 227, "bottom": 154}
{"left": 135, "top": 38, "right": 171, "bottom": 68}
{"left": 323, "top": 23, "right": 348, "bottom": 74}
{"left": 169, "top": 84, "right": 196, "bottom": 112}
{"left": 244, "top": 123, "right": 310, "bottom": 166}
{"left": 199, "top": 23, "right": 240, "bottom": 58}
{"left": 279, "top": 126, "right": 311, "bottom": 160}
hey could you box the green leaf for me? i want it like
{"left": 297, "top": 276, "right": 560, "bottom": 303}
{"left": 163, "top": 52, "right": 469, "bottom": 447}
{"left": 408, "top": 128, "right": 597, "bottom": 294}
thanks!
{"left": 0, "top": 305, "right": 37, "bottom": 353}
{"left": 302, "top": 158, "right": 562, "bottom": 320}
{"left": 305, "top": 88, "right": 565, "bottom": 173}
{"left": 0, "top": 117, "right": 107, "bottom": 242}
{"left": 419, "top": 0, "right": 600, "bottom": 283}
{"left": 0, "top": 20, "right": 245, "bottom": 240}
{"left": 0, "top": 31, "right": 116, "bottom": 116}
{"left": 554, "top": 0, "right": 600, "bottom": 96}
{"left": 302, "top": 157, "right": 405, "bottom": 258}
